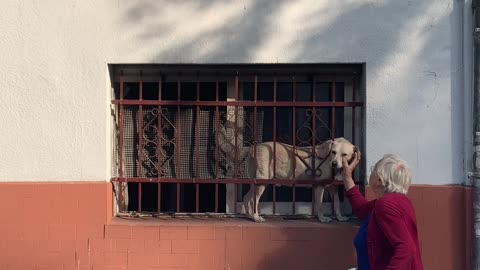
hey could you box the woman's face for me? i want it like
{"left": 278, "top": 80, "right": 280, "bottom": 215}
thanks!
{"left": 369, "top": 163, "right": 384, "bottom": 197}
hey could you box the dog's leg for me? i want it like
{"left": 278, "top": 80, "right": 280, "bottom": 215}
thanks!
{"left": 314, "top": 185, "right": 332, "bottom": 223}
{"left": 252, "top": 184, "right": 266, "bottom": 222}
{"left": 243, "top": 185, "right": 255, "bottom": 220}
{"left": 331, "top": 185, "right": 349, "bottom": 222}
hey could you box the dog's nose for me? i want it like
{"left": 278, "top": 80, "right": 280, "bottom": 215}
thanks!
{"left": 332, "top": 161, "right": 338, "bottom": 167}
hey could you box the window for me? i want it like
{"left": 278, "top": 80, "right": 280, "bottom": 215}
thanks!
{"left": 110, "top": 64, "right": 364, "bottom": 218}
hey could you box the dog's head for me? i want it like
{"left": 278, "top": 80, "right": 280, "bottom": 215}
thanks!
{"left": 329, "top": 137, "right": 357, "bottom": 178}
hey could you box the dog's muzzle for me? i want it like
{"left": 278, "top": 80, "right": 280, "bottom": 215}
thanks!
{"left": 333, "top": 167, "right": 344, "bottom": 181}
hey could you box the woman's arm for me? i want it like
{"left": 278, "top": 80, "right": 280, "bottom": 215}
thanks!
{"left": 341, "top": 152, "right": 374, "bottom": 219}
{"left": 346, "top": 185, "right": 375, "bottom": 220}
{"left": 341, "top": 151, "right": 361, "bottom": 190}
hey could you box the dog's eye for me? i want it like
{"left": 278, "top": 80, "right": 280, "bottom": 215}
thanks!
{"left": 342, "top": 153, "right": 347, "bottom": 157}
{"left": 331, "top": 151, "right": 336, "bottom": 155}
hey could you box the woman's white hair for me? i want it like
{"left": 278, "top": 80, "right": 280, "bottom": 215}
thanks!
{"left": 374, "top": 154, "right": 412, "bottom": 194}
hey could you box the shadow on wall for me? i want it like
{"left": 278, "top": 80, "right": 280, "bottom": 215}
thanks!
{"left": 120, "top": 0, "right": 289, "bottom": 62}
{"left": 116, "top": 0, "right": 463, "bottom": 268}
{"left": 119, "top": 0, "right": 442, "bottom": 66}
{"left": 251, "top": 223, "right": 359, "bottom": 270}
{"left": 119, "top": 0, "right": 454, "bottom": 159}
{"left": 117, "top": 0, "right": 457, "bottom": 180}
{"left": 406, "top": 186, "right": 473, "bottom": 270}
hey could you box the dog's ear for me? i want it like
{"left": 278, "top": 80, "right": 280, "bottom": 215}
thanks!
{"left": 328, "top": 139, "right": 335, "bottom": 153}
{"left": 353, "top": 146, "right": 361, "bottom": 158}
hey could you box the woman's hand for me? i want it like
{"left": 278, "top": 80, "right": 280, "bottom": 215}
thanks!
{"left": 342, "top": 151, "right": 361, "bottom": 191}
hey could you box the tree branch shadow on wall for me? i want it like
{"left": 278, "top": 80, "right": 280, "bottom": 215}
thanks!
{"left": 119, "top": 1, "right": 456, "bottom": 269}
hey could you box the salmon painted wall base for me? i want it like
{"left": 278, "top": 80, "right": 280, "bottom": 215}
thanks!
{"left": 0, "top": 182, "right": 470, "bottom": 270}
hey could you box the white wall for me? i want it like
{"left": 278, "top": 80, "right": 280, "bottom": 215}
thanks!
{"left": 0, "top": 0, "right": 469, "bottom": 184}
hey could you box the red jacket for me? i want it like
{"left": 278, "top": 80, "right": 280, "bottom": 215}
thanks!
{"left": 346, "top": 186, "right": 423, "bottom": 270}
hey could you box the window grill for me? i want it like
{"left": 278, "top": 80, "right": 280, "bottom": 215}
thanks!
{"left": 111, "top": 64, "right": 364, "bottom": 218}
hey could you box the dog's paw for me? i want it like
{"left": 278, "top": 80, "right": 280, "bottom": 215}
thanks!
{"left": 253, "top": 214, "right": 265, "bottom": 222}
{"left": 336, "top": 215, "right": 349, "bottom": 222}
{"left": 317, "top": 215, "right": 332, "bottom": 223}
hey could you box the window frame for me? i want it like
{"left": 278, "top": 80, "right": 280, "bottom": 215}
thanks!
{"left": 110, "top": 64, "right": 365, "bottom": 218}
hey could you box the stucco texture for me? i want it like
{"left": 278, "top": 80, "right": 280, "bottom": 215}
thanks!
{"left": 0, "top": 0, "right": 466, "bottom": 184}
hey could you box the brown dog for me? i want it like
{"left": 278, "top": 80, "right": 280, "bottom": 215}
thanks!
{"left": 242, "top": 138, "right": 356, "bottom": 222}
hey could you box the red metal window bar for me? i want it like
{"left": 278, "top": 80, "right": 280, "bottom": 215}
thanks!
{"left": 111, "top": 64, "right": 364, "bottom": 219}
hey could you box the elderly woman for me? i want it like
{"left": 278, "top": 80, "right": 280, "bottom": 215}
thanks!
{"left": 343, "top": 153, "right": 424, "bottom": 270}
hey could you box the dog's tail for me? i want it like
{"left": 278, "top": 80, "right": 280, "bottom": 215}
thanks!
{"left": 216, "top": 121, "right": 250, "bottom": 162}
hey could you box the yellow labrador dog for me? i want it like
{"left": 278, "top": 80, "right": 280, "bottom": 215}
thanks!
{"left": 242, "top": 138, "right": 357, "bottom": 222}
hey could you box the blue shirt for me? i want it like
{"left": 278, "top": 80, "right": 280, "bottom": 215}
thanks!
{"left": 353, "top": 213, "right": 370, "bottom": 270}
